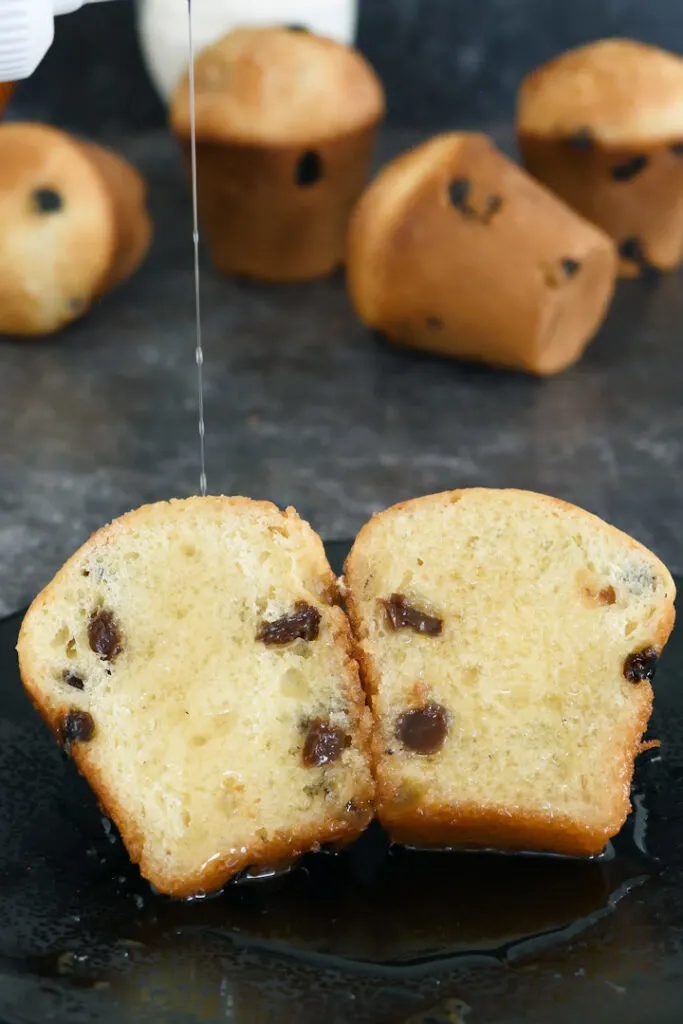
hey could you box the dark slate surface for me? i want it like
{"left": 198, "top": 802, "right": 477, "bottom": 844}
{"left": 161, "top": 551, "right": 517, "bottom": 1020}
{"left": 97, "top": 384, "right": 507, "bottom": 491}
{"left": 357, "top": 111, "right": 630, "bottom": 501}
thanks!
{"left": 1, "top": 127, "right": 682, "bottom": 617}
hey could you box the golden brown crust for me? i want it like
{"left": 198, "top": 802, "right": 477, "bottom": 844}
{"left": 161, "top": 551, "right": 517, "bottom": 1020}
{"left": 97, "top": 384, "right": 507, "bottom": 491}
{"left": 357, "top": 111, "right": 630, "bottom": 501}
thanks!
{"left": 170, "top": 26, "right": 384, "bottom": 147}
{"left": 0, "top": 122, "right": 116, "bottom": 336}
{"left": 18, "top": 495, "right": 375, "bottom": 898}
{"left": 517, "top": 39, "right": 683, "bottom": 145}
{"left": 169, "top": 27, "right": 383, "bottom": 283}
{"left": 77, "top": 141, "right": 152, "bottom": 294}
{"left": 347, "top": 132, "right": 617, "bottom": 376}
{"left": 516, "top": 40, "right": 683, "bottom": 275}
{"left": 345, "top": 488, "right": 675, "bottom": 857}
{"left": 518, "top": 132, "right": 683, "bottom": 276}
{"left": 177, "top": 125, "right": 378, "bottom": 282}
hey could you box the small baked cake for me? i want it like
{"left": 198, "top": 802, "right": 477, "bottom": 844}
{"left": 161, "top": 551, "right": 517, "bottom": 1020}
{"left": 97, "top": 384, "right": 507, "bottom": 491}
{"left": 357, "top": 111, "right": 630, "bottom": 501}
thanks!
{"left": 0, "top": 123, "right": 151, "bottom": 335}
{"left": 345, "top": 489, "right": 675, "bottom": 857}
{"left": 77, "top": 140, "right": 152, "bottom": 295}
{"left": 517, "top": 39, "right": 683, "bottom": 277}
{"left": 17, "top": 497, "right": 373, "bottom": 897}
{"left": 170, "top": 25, "right": 384, "bottom": 281}
{"left": 346, "top": 132, "right": 617, "bottom": 376}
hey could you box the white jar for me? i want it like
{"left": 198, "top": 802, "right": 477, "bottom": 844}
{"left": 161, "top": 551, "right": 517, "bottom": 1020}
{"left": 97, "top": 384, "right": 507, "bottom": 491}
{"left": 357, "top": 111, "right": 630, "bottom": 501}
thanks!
{"left": 136, "top": 0, "right": 359, "bottom": 105}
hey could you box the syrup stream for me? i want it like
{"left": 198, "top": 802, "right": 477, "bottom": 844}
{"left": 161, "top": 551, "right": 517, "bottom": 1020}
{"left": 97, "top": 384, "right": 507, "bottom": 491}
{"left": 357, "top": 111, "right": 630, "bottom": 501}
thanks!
{"left": 186, "top": 0, "right": 207, "bottom": 496}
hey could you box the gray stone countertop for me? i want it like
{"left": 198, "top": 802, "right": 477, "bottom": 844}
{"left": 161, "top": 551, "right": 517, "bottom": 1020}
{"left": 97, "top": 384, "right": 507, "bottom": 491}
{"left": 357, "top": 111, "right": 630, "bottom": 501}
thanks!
{"left": 1, "top": 127, "right": 682, "bottom": 618}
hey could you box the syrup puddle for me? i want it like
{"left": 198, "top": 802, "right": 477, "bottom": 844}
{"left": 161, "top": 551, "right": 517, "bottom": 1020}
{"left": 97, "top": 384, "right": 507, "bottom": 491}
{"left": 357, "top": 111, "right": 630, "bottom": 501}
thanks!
{"left": 7, "top": 791, "right": 657, "bottom": 990}
{"left": 112, "top": 794, "right": 656, "bottom": 974}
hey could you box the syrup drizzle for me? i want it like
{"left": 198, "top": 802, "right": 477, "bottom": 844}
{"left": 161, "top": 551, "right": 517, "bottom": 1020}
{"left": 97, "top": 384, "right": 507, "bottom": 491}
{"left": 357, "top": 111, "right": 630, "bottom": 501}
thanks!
{"left": 186, "top": 0, "right": 207, "bottom": 496}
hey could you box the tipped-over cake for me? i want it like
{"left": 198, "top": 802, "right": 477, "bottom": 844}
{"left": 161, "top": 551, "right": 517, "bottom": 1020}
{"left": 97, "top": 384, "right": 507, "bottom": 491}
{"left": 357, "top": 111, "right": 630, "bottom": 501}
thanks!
{"left": 17, "top": 497, "right": 373, "bottom": 897}
{"left": 0, "top": 122, "right": 151, "bottom": 335}
{"left": 345, "top": 489, "right": 675, "bottom": 857}
{"left": 346, "top": 132, "right": 616, "bottom": 376}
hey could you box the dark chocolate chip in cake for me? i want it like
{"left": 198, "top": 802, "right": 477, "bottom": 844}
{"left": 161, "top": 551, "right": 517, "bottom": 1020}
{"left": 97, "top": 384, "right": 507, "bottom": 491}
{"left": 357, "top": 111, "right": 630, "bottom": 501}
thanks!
{"left": 397, "top": 702, "right": 449, "bottom": 754}
{"left": 670, "top": 142, "right": 683, "bottom": 156}
{"left": 426, "top": 315, "right": 444, "bottom": 329}
{"left": 63, "top": 671, "right": 85, "bottom": 691}
{"left": 88, "top": 609, "right": 122, "bottom": 662}
{"left": 610, "top": 155, "right": 648, "bottom": 181}
{"left": 258, "top": 601, "right": 321, "bottom": 645}
{"left": 295, "top": 150, "right": 322, "bottom": 187}
{"left": 623, "top": 646, "right": 659, "bottom": 683}
{"left": 562, "top": 258, "right": 581, "bottom": 277}
{"left": 565, "top": 127, "right": 594, "bottom": 150}
{"left": 60, "top": 709, "right": 95, "bottom": 751}
{"left": 619, "top": 237, "right": 660, "bottom": 278}
{"left": 32, "top": 187, "right": 63, "bottom": 213}
{"left": 448, "top": 178, "right": 474, "bottom": 216}
{"left": 302, "top": 718, "right": 348, "bottom": 767}
{"left": 382, "top": 593, "right": 443, "bottom": 636}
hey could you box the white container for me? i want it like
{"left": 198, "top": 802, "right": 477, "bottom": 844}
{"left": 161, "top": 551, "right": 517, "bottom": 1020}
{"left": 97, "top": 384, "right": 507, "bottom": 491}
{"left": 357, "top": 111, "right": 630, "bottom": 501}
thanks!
{"left": 136, "top": 0, "right": 359, "bottom": 105}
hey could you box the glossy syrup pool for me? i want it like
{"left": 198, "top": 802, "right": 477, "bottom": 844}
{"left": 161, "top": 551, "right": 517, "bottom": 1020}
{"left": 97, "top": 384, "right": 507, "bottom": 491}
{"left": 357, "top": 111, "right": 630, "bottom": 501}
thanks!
{"left": 1, "top": 551, "right": 682, "bottom": 1024}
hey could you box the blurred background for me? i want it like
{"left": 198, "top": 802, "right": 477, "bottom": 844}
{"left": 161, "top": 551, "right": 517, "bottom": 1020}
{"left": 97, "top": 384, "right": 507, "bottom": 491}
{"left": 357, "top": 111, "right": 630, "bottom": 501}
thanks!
{"left": 2, "top": 0, "right": 683, "bottom": 619}
{"left": 10, "top": 0, "right": 683, "bottom": 135}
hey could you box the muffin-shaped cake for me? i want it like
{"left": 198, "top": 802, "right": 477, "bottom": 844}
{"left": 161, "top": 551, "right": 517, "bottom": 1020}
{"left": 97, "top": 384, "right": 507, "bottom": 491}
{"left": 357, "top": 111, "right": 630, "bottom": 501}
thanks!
{"left": 170, "top": 26, "right": 385, "bottom": 282}
{"left": 347, "top": 132, "right": 617, "bottom": 376}
{"left": 517, "top": 39, "right": 683, "bottom": 277}
{"left": 17, "top": 497, "right": 374, "bottom": 897}
{"left": 345, "top": 489, "right": 675, "bottom": 856}
{"left": 0, "top": 123, "right": 151, "bottom": 336}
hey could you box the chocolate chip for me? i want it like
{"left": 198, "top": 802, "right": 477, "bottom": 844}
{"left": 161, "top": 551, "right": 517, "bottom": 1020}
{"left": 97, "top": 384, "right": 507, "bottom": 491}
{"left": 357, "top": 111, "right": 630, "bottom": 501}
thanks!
{"left": 88, "top": 609, "right": 122, "bottom": 661}
{"left": 302, "top": 718, "right": 348, "bottom": 767}
{"left": 448, "top": 178, "right": 471, "bottom": 213}
{"left": 562, "top": 258, "right": 581, "bottom": 277}
{"left": 565, "top": 127, "right": 594, "bottom": 150}
{"left": 63, "top": 671, "right": 85, "bottom": 691}
{"left": 426, "top": 315, "right": 444, "bottom": 329}
{"left": 448, "top": 180, "right": 501, "bottom": 224}
{"left": 295, "top": 150, "right": 322, "bottom": 187}
{"left": 620, "top": 237, "right": 645, "bottom": 263}
{"left": 618, "top": 237, "right": 660, "bottom": 278}
{"left": 33, "top": 188, "right": 63, "bottom": 213}
{"left": 382, "top": 594, "right": 443, "bottom": 636}
{"left": 397, "top": 703, "right": 449, "bottom": 754}
{"left": 670, "top": 142, "right": 683, "bottom": 155}
{"left": 60, "top": 709, "right": 95, "bottom": 750}
{"left": 286, "top": 23, "right": 309, "bottom": 32}
{"left": 258, "top": 601, "right": 321, "bottom": 645}
{"left": 624, "top": 646, "right": 659, "bottom": 683}
{"left": 610, "top": 155, "right": 648, "bottom": 181}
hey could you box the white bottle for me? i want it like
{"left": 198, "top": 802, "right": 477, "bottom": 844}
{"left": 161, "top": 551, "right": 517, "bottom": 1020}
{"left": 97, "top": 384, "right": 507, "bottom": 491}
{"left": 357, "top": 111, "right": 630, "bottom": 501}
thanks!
{"left": 136, "top": 0, "right": 359, "bottom": 105}
{"left": 0, "top": 0, "right": 112, "bottom": 82}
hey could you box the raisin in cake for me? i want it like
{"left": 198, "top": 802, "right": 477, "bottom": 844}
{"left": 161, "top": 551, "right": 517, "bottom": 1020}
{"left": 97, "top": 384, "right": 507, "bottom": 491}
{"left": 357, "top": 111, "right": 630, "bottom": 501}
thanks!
{"left": 517, "top": 39, "right": 683, "bottom": 277}
{"left": 17, "top": 497, "right": 373, "bottom": 897}
{"left": 345, "top": 489, "right": 675, "bottom": 856}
